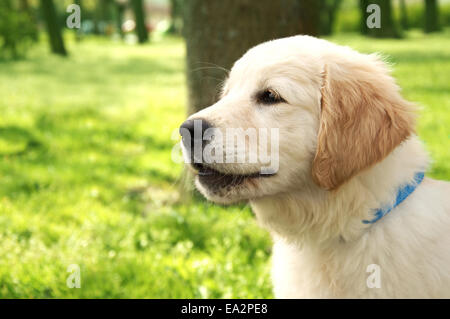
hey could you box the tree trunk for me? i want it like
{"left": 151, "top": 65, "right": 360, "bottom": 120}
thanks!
{"left": 399, "top": 0, "right": 409, "bottom": 30}
{"left": 298, "top": 0, "right": 320, "bottom": 37}
{"left": 360, "top": 0, "right": 369, "bottom": 35}
{"left": 424, "top": 0, "right": 441, "bottom": 33}
{"left": 320, "top": 0, "right": 342, "bottom": 35}
{"left": 168, "top": 0, "right": 183, "bottom": 34}
{"left": 40, "top": 0, "right": 67, "bottom": 56}
{"left": 19, "top": 0, "right": 39, "bottom": 41}
{"left": 115, "top": 3, "right": 125, "bottom": 38}
{"left": 360, "top": 0, "right": 401, "bottom": 38}
{"left": 183, "top": 0, "right": 317, "bottom": 114}
{"left": 131, "top": 0, "right": 148, "bottom": 43}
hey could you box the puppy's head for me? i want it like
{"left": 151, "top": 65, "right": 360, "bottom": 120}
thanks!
{"left": 180, "top": 36, "right": 414, "bottom": 204}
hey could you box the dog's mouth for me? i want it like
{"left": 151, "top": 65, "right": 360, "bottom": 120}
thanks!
{"left": 191, "top": 163, "right": 275, "bottom": 189}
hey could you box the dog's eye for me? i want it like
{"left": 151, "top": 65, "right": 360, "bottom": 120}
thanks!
{"left": 257, "top": 89, "right": 285, "bottom": 105}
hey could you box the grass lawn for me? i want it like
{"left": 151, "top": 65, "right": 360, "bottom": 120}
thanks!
{"left": 0, "top": 30, "right": 448, "bottom": 298}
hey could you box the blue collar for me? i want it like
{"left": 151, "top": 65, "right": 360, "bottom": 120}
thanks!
{"left": 363, "top": 172, "right": 425, "bottom": 224}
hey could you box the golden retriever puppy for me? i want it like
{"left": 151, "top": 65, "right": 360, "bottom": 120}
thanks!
{"left": 179, "top": 35, "right": 450, "bottom": 298}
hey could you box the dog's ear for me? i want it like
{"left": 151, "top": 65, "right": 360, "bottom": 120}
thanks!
{"left": 312, "top": 58, "right": 415, "bottom": 190}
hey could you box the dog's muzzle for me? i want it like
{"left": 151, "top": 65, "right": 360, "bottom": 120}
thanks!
{"left": 179, "top": 118, "right": 212, "bottom": 159}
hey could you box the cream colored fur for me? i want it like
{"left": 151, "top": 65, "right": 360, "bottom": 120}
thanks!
{"left": 184, "top": 35, "right": 450, "bottom": 298}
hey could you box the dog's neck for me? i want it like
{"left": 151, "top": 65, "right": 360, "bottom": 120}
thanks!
{"left": 250, "top": 136, "right": 429, "bottom": 247}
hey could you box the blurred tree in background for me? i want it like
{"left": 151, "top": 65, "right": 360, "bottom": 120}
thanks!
{"left": 320, "top": 0, "right": 343, "bottom": 35}
{"left": 1, "top": 0, "right": 449, "bottom": 62}
{"left": 40, "top": 0, "right": 67, "bottom": 55}
{"left": 399, "top": 0, "right": 410, "bottom": 30}
{"left": 425, "top": 0, "right": 441, "bottom": 32}
{"left": 93, "top": 0, "right": 110, "bottom": 34}
{"left": 0, "top": 0, "right": 38, "bottom": 59}
{"left": 19, "top": 0, "right": 39, "bottom": 41}
{"left": 183, "top": 0, "right": 319, "bottom": 114}
{"left": 132, "top": 0, "right": 149, "bottom": 43}
{"left": 298, "top": 0, "right": 321, "bottom": 36}
{"left": 167, "top": 0, "right": 183, "bottom": 34}
{"left": 115, "top": 0, "right": 126, "bottom": 38}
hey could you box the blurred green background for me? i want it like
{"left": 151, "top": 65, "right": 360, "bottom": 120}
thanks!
{"left": 0, "top": 0, "right": 449, "bottom": 298}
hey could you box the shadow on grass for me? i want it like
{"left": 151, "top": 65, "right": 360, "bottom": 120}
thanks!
{"left": 0, "top": 55, "right": 181, "bottom": 87}
{"left": 0, "top": 126, "right": 44, "bottom": 156}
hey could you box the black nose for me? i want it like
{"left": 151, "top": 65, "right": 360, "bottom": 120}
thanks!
{"left": 179, "top": 118, "right": 213, "bottom": 150}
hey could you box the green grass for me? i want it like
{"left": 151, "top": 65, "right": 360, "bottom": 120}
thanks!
{"left": 0, "top": 30, "right": 449, "bottom": 298}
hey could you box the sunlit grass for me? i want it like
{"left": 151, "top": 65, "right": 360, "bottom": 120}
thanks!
{"left": 0, "top": 30, "right": 448, "bottom": 298}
